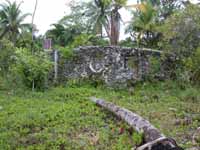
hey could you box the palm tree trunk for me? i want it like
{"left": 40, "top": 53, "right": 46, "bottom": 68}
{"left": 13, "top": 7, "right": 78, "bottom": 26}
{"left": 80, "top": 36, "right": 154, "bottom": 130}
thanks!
{"left": 90, "top": 97, "right": 183, "bottom": 150}
{"left": 103, "top": 23, "right": 111, "bottom": 41}
{"left": 110, "top": 7, "right": 120, "bottom": 45}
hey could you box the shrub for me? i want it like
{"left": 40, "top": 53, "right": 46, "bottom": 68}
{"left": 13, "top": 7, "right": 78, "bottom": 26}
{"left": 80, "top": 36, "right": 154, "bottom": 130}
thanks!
{"left": 159, "top": 4, "right": 200, "bottom": 59}
{"left": 55, "top": 33, "right": 92, "bottom": 59}
{"left": 148, "top": 56, "right": 162, "bottom": 81}
{"left": 157, "top": 4, "right": 200, "bottom": 84}
{"left": 14, "top": 48, "right": 53, "bottom": 90}
{"left": 0, "top": 39, "right": 26, "bottom": 91}
{"left": 0, "top": 39, "right": 16, "bottom": 75}
{"left": 184, "top": 47, "right": 200, "bottom": 85}
{"left": 56, "top": 46, "right": 74, "bottom": 59}
{"left": 119, "top": 37, "right": 137, "bottom": 47}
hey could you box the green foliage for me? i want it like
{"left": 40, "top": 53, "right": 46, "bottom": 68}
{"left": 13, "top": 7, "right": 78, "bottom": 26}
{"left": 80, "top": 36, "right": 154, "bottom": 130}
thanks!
{"left": 158, "top": 4, "right": 200, "bottom": 57}
{"left": 56, "top": 34, "right": 92, "bottom": 59}
{"left": 59, "top": 1, "right": 93, "bottom": 33}
{"left": 119, "top": 37, "right": 136, "bottom": 47}
{"left": 148, "top": 56, "right": 162, "bottom": 80}
{"left": 90, "top": 36, "right": 109, "bottom": 46}
{"left": 45, "top": 23, "right": 83, "bottom": 47}
{"left": 183, "top": 47, "right": 200, "bottom": 84}
{"left": 67, "top": 78, "right": 105, "bottom": 89}
{"left": 0, "top": 86, "right": 136, "bottom": 150}
{"left": 14, "top": 48, "right": 52, "bottom": 90}
{"left": 57, "top": 33, "right": 109, "bottom": 59}
{"left": 132, "top": 132, "right": 143, "bottom": 146}
{"left": 72, "top": 34, "right": 93, "bottom": 47}
{"left": 62, "top": 0, "right": 126, "bottom": 45}
{"left": 126, "top": 0, "right": 182, "bottom": 48}
{"left": 0, "top": 39, "right": 16, "bottom": 74}
{"left": 126, "top": 0, "right": 158, "bottom": 48}
{"left": 0, "top": 81, "right": 199, "bottom": 149}
{"left": 72, "top": 33, "right": 109, "bottom": 46}
{"left": 114, "top": 0, "right": 127, "bottom": 5}
{"left": 56, "top": 46, "right": 74, "bottom": 59}
{"left": 178, "top": 86, "right": 200, "bottom": 103}
{"left": 16, "top": 32, "right": 43, "bottom": 51}
{"left": 0, "top": 0, "right": 30, "bottom": 44}
{"left": 157, "top": 4, "right": 200, "bottom": 84}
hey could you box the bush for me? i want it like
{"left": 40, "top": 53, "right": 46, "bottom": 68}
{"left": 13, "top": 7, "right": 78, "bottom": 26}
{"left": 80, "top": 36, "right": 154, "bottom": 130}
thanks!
{"left": 119, "top": 37, "right": 137, "bottom": 47}
{"left": 183, "top": 47, "right": 200, "bottom": 85}
{"left": 0, "top": 39, "right": 16, "bottom": 75}
{"left": 157, "top": 4, "right": 200, "bottom": 85}
{"left": 56, "top": 46, "right": 74, "bottom": 59}
{"left": 56, "top": 33, "right": 109, "bottom": 59}
{"left": 14, "top": 48, "right": 53, "bottom": 90}
{"left": 159, "top": 4, "right": 200, "bottom": 58}
{"left": 142, "top": 56, "right": 162, "bottom": 82}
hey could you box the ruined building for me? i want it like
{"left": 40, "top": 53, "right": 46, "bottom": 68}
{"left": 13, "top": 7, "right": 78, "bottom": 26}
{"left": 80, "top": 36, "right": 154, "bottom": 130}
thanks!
{"left": 56, "top": 46, "right": 161, "bottom": 88}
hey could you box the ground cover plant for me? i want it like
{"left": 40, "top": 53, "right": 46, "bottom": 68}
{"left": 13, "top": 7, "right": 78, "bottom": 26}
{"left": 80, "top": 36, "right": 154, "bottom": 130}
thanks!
{"left": 0, "top": 86, "right": 137, "bottom": 150}
{"left": 0, "top": 81, "right": 199, "bottom": 149}
{"left": 1, "top": 0, "right": 200, "bottom": 149}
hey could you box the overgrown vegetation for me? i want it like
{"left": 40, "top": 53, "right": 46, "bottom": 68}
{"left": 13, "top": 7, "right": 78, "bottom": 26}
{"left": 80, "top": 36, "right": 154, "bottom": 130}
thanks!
{"left": 0, "top": 82, "right": 199, "bottom": 149}
{"left": 0, "top": 86, "right": 138, "bottom": 150}
{"left": 0, "top": 0, "right": 200, "bottom": 149}
{"left": 14, "top": 48, "right": 52, "bottom": 90}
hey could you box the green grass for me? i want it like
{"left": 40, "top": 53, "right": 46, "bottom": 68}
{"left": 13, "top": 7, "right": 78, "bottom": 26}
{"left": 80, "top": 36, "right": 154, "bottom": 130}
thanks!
{"left": 0, "top": 81, "right": 200, "bottom": 149}
{"left": 0, "top": 86, "right": 135, "bottom": 150}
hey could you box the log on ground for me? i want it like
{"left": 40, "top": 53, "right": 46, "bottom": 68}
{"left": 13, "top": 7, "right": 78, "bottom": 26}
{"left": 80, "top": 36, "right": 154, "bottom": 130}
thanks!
{"left": 90, "top": 97, "right": 183, "bottom": 150}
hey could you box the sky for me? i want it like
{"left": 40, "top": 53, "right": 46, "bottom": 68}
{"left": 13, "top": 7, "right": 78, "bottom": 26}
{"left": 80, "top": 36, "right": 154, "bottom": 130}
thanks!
{"left": 0, "top": 0, "right": 199, "bottom": 38}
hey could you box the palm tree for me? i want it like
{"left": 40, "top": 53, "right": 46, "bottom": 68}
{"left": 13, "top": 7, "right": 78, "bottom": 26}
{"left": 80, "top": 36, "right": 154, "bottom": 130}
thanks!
{"left": 126, "top": 1, "right": 157, "bottom": 47}
{"left": 0, "top": 0, "right": 30, "bottom": 44}
{"left": 46, "top": 23, "right": 83, "bottom": 47}
{"left": 110, "top": 3, "right": 122, "bottom": 45}
{"left": 126, "top": 1, "right": 157, "bottom": 78}
{"left": 87, "top": 0, "right": 126, "bottom": 45}
{"left": 45, "top": 24, "right": 67, "bottom": 46}
{"left": 84, "top": 0, "right": 110, "bottom": 38}
{"left": 61, "top": 0, "right": 126, "bottom": 45}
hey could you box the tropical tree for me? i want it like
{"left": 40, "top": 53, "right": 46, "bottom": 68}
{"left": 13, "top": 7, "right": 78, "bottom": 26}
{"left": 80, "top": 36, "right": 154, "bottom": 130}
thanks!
{"left": 156, "top": 4, "right": 200, "bottom": 82}
{"left": 45, "top": 23, "right": 84, "bottom": 47}
{"left": 125, "top": 0, "right": 159, "bottom": 78}
{"left": 84, "top": 0, "right": 110, "bottom": 37}
{"left": 16, "top": 27, "right": 42, "bottom": 50}
{"left": 152, "top": 0, "right": 183, "bottom": 20}
{"left": 90, "top": 0, "right": 127, "bottom": 45}
{"left": 60, "top": 1, "right": 93, "bottom": 34}
{"left": 126, "top": 1, "right": 157, "bottom": 47}
{"left": 110, "top": 0, "right": 125, "bottom": 45}
{"left": 126, "top": 0, "right": 183, "bottom": 48}
{"left": 45, "top": 24, "right": 68, "bottom": 46}
{"left": 0, "top": 39, "right": 16, "bottom": 75}
{"left": 0, "top": 0, "right": 30, "bottom": 44}
{"left": 62, "top": 0, "right": 127, "bottom": 45}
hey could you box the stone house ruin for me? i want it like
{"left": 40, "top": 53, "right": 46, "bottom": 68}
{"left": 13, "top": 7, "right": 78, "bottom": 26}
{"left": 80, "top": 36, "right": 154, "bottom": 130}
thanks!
{"left": 59, "top": 46, "right": 161, "bottom": 88}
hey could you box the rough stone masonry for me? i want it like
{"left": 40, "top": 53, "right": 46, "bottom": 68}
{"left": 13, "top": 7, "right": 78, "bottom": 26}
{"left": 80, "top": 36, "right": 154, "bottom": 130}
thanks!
{"left": 61, "top": 46, "right": 161, "bottom": 88}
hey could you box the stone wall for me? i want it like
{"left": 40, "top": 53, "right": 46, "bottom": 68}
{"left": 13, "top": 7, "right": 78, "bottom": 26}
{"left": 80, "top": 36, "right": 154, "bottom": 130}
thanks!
{"left": 59, "top": 46, "right": 161, "bottom": 88}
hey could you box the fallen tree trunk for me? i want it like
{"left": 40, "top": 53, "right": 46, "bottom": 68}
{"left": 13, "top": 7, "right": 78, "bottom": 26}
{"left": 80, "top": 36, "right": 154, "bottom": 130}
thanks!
{"left": 90, "top": 97, "right": 183, "bottom": 150}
